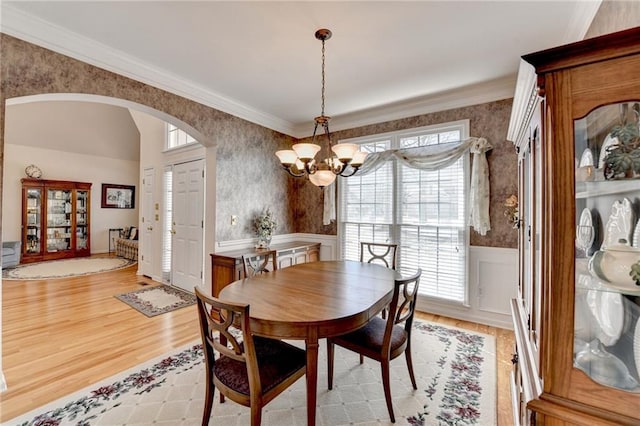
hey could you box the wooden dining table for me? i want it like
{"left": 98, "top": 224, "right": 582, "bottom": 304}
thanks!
{"left": 218, "top": 259, "right": 399, "bottom": 425}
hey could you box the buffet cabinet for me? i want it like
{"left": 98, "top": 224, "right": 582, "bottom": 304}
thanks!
{"left": 210, "top": 241, "right": 320, "bottom": 296}
{"left": 509, "top": 28, "right": 640, "bottom": 425}
{"left": 21, "top": 178, "right": 91, "bottom": 264}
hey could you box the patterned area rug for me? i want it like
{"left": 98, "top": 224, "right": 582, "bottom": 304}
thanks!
{"left": 115, "top": 284, "right": 196, "bottom": 317}
{"left": 2, "top": 257, "right": 136, "bottom": 280}
{"left": 5, "top": 321, "right": 496, "bottom": 426}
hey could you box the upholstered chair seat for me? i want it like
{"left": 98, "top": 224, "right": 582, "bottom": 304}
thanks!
{"left": 335, "top": 317, "right": 408, "bottom": 356}
{"left": 214, "top": 336, "right": 306, "bottom": 396}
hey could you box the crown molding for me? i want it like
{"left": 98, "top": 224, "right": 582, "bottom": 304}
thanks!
{"left": 506, "top": 60, "right": 538, "bottom": 146}
{"left": 0, "top": 4, "right": 296, "bottom": 136}
{"left": 293, "top": 76, "right": 516, "bottom": 138}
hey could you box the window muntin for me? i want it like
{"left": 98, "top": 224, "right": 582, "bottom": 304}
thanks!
{"left": 166, "top": 124, "right": 196, "bottom": 149}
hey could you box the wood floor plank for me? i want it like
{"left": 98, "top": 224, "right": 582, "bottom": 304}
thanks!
{"left": 1, "top": 259, "right": 515, "bottom": 424}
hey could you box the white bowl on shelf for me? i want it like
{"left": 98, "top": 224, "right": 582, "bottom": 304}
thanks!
{"left": 589, "top": 245, "right": 640, "bottom": 291}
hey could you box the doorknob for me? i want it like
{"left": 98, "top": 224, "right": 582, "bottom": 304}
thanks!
{"left": 147, "top": 226, "right": 153, "bottom": 231}
{"left": 170, "top": 228, "right": 176, "bottom": 235}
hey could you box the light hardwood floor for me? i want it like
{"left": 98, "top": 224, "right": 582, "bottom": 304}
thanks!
{"left": 1, "top": 260, "right": 515, "bottom": 424}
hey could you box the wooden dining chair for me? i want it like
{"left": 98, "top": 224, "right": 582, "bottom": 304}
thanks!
{"left": 360, "top": 242, "right": 398, "bottom": 270}
{"left": 195, "top": 286, "right": 306, "bottom": 426}
{"left": 242, "top": 250, "right": 278, "bottom": 278}
{"left": 326, "top": 269, "right": 422, "bottom": 423}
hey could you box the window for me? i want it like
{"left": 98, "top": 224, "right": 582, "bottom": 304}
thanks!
{"left": 339, "top": 121, "right": 469, "bottom": 304}
{"left": 166, "top": 124, "right": 196, "bottom": 149}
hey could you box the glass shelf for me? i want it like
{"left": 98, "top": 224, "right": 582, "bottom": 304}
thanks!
{"left": 576, "top": 179, "right": 640, "bottom": 199}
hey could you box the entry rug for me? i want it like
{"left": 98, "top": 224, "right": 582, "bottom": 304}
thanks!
{"left": 6, "top": 321, "right": 495, "bottom": 425}
{"left": 114, "top": 284, "right": 196, "bottom": 317}
{"left": 3, "top": 257, "right": 136, "bottom": 280}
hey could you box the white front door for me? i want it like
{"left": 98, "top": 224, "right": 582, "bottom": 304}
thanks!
{"left": 140, "top": 167, "right": 155, "bottom": 277}
{"left": 171, "top": 159, "right": 204, "bottom": 293}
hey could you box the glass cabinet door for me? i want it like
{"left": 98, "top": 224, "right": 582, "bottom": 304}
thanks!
{"left": 76, "top": 190, "right": 89, "bottom": 251}
{"left": 25, "top": 188, "right": 42, "bottom": 254}
{"left": 573, "top": 101, "right": 640, "bottom": 393}
{"left": 46, "top": 188, "right": 72, "bottom": 253}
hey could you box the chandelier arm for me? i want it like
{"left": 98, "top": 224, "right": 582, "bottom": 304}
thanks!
{"left": 305, "top": 161, "right": 318, "bottom": 175}
{"left": 284, "top": 167, "right": 306, "bottom": 178}
{"left": 339, "top": 166, "right": 361, "bottom": 177}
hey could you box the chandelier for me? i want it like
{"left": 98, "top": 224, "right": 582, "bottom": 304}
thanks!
{"left": 276, "top": 29, "right": 367, "bottom": 187}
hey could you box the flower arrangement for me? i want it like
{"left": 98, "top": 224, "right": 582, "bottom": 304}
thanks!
{"left": 504, "top": 195, "right": 519, "bottom": 229}
{"left": 254, "top": 208, "right": 277, "bottom": 248}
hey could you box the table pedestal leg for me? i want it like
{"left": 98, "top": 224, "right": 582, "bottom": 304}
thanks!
{"left": 305, "top": 329, "right": 319, "bottom": 426}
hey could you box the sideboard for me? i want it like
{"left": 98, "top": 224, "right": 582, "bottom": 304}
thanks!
{"left": 210, "top": 241, "right": 321, "bottom": 296}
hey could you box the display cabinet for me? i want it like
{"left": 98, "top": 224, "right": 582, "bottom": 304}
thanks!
{"left": 21, "top": 178, "right": 91, "bottom": 263}
{"left": 508, "top": 28, "right": 640, "bottom": 425}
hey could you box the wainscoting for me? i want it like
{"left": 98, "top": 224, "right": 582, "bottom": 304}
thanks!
{"left": 214, "top": 235, "right": 516, "bottom": 329}
{"left": 417, "top": 246, "right": 517, "bottom": 330}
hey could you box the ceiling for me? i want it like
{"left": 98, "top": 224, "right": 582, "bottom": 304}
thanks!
{"left": 1, "top": 1, "right": 602, "bottom": 137}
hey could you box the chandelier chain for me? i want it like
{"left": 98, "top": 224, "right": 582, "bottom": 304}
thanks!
{"left": 321, "top": 38, "right": 326, "bottom": 117}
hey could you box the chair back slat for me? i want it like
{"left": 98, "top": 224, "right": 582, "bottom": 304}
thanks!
{"left": 243, "top": 250, "right": 278, "bottom": 278}
{"left": 395, "top": 277, "right": 420, "bottom": 325}
{"left": 384, "top": 269, "right": 422, "bottom": 347}
{"left": 360, "top": 242, "right": 398, "bottom": 270}
{"left": 195, "top": 286, "right": 260, "bottom": 390}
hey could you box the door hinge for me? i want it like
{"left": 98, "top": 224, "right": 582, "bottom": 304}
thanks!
{"left": 143, "top": 178, "right": 145, "bottom": 184}
{"left": 141, "top": 255, "right": 144, "bottom": 261}
{"left": 527, "top": 314, "right": 531, "bottom": 329}
{"left": 201, "top": 270, "right": 203, "bottom": 279}
{"left": 202, "top": 170, "right": 204, "bottom": 178}
{"left": 142, "top": 217, "right": 145, "bottom": 223}
{"left": 201, "top": 220, "right": 204, "bottom": 228}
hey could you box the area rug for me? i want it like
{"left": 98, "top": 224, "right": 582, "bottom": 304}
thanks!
{"left": 5, "top": 321, "right": 496, "bottom": 426}
{"left": 115, "top": 284, "right": 196, "bottom": 317}
{"left": 2, "top": 257, "right": 136, "bottom": 280}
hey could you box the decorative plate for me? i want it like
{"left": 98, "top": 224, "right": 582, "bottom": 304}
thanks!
{"left": 579, "top": 148, "right": 594, "bottom": 167}
{"left": 598, "top": 133, "right": 619, "bottom": 169}
{"left": 635, "top": 316, "right": 640, "bottom": 379}
{"left": 633, "top": 219, "right": 640, "bottom": 248}
{"left": 586, "top": 289, "right": 625, "bottom": 347}
{"left": 602, "top": 198, "right": 634, "bottom": 249}
{"left": 576, "top": 208, "right": 595, "bottom": 253}
{"left": 25, "top": 164, "right": 42, "bottom": 179}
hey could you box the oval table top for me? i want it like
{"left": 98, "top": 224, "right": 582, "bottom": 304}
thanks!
{"left": 218, "top": 260, "right": 399, "bottom": 339}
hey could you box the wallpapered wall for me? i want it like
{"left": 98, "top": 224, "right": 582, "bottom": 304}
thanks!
{"left": 0, "top": 34, "right": 517, "bottom": 249}
{"left": 292, "top": 99, "right": 518, "bottom": 248}
{"left": 0, "top": 34, "right": 297, "bottom": 244}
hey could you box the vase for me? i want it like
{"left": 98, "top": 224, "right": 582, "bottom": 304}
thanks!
{"left": 257, "top": 234, "right": 272, "bottom": 249}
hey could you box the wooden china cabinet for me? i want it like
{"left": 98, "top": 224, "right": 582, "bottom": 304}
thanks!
{"left": 21, "top": 178, "right": 91, "bottom": 263}
{"left": 508, "top": 28, "right": 640, "bottom": 425}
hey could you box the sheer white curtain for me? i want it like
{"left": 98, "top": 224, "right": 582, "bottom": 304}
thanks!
{"left": 323, "top": 137, "right": 492, "bottom": 234}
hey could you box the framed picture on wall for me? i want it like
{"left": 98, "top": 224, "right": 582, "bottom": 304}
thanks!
{"left": 101, "top": 183, "right": 135, "bottom": 209}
